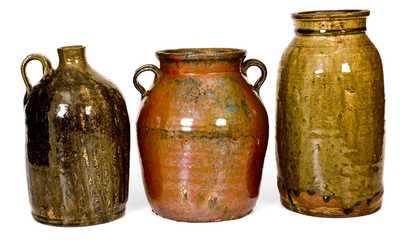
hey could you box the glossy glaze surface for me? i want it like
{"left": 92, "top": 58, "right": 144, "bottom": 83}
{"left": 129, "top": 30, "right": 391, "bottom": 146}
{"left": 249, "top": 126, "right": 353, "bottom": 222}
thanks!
{"left": 134, "top": 48, "right": 268, "bottom": 222}
{"left": 276, "top": 10, "right": 385, "bottom": 217}
{"left": 22, "top": 46, "right": 130, "bottom": 226}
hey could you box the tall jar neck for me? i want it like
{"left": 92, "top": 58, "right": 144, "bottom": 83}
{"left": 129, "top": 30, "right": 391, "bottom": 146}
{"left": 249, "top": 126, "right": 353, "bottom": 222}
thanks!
{"left": 293, "top": 10, "right": 369, "bottom": 36}
{"left": 57, "top": 46, "right": 88, "bottom": 69}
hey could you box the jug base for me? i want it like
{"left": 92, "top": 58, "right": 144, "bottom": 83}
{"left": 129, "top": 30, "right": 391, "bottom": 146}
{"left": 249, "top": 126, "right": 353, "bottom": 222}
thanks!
{"left": 32, "top": 207, "right": 125, "bottom": 226}
{"left": 280, "top": 197, "right": 381, "bottom": 218}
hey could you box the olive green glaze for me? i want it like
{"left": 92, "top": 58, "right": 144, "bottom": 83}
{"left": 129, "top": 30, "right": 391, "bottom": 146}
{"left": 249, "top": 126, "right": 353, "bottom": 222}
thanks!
{"left": 276, "top": 10, "right": 384, "bottom": 217}
{"left": 133, "top": 48, "right": 268, "bottom": 222}
{"left": 21, "top": 46, "right": 130, "bottom": 226}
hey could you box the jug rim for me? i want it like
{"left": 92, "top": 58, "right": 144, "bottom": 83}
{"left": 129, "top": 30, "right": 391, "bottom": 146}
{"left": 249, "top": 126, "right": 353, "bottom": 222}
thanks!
{"left": 57, "top": 45, "right": 86, "bottom": 52}
{"left": 292, "top": 9, "right": 370, "bottom": 20}
{"left": 156, "top": 48, "right": 246, "bottom": 60}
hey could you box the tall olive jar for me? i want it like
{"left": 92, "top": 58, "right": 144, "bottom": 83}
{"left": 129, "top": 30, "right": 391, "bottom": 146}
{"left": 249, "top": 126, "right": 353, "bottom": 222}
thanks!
{"left": 276, "top": 10, "right": 384, "bottom": 217}
{"left": 133, "top": 48, "right": 268, "bottom": 222}
{"left": 21, "top": 46, "right": 130, "bottom": 226}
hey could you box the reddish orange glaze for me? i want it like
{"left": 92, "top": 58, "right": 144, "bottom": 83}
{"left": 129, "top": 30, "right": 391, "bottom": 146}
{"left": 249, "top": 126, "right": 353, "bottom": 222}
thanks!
{"left": 133, "top": 48, "right": 268, "bottom": 222}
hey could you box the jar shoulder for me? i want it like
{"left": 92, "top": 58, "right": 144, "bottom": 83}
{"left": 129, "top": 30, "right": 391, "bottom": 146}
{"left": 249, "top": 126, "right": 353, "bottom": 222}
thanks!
{"left": 137, "top": 73, "right": 267, "bottom": 130}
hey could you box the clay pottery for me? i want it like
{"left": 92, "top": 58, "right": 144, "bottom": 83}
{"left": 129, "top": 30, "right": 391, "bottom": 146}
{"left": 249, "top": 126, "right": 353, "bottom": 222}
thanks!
{"left": 276, "top": 10, "right": 384, "bottom": 217}
{"left": 133, "top": 48, "right": 268, "bottom": 222}
{"left": 22, "top": 45, "right": 130, "bottom": 226}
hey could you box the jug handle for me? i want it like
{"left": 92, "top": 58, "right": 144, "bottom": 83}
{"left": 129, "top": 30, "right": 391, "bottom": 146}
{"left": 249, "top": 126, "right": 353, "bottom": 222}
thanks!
{"left": 132, "top": 64, "right": 160, "bottom": 99}
{"left": 21, "top": 54, "right": 53, "bottom": 95}
{"left": 241, "top": 59, "right": 267, "bottom": 93}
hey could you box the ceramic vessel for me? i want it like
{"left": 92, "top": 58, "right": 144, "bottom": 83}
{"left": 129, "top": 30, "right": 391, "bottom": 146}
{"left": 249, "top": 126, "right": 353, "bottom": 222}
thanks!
{"left": 133, "top": 48, "right": 268, "bottom": 222}
{"left": 22, "top": 45, "right": 130, "bottom": 226}
{"left": 276, "top": 10, "right": 384, "bottom": 217}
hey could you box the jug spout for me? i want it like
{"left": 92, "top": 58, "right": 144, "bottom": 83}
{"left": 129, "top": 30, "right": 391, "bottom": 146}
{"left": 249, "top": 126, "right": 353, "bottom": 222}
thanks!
{"left": 58, "top": 45, "right": 88, "bottom": 69}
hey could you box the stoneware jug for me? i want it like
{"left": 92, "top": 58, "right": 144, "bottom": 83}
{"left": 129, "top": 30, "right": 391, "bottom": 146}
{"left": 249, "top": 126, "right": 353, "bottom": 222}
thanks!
{"left": 276, "top": 10, "right": 384, "bottom": 217}
{"left": 133, "top": 48, "right": 268, "bottom": 222}
{"left": 22, "top": 45, "right": 130, "bottom": 226}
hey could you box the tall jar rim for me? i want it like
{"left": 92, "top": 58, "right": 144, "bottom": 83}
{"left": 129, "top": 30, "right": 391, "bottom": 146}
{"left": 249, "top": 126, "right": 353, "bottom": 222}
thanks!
{"left": 156, "top": 48, "right": 246, "bottom": 61}
{"left": 292, "top": 9, "right": 370, "bottom": 20}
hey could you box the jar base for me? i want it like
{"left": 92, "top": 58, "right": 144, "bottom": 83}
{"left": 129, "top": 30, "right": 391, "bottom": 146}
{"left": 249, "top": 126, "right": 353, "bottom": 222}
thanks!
{"left": 151, "top": 208, "right": 253, "bottom": 223}
{"left": 32, "top": 207, "right": 125, "bottom": 226}
{"left": 280, "top": 197, "right": 381, "bottom": 218}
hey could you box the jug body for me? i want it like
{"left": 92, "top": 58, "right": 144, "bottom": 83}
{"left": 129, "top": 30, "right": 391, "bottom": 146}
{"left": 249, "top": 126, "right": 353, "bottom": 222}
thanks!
{"left": 22, "top": 46, "right": 130, "bottom": 226}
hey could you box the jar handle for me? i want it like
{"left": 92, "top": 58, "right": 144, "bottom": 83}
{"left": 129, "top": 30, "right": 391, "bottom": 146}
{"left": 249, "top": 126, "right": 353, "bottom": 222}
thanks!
{"left": 21, "top": 54, "right": 53, "bottom": 95}
{"left": 132, "top": 64, "right": 160, "bottom": 98}
{"left": 241, "top": 59, "right": 267, "bottom": 93}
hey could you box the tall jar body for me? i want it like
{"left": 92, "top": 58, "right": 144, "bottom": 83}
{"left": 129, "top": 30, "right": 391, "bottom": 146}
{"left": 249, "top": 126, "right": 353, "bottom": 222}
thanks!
{"left": 23, "top": 46, "right": 130, "bottom": 226}
{"left": 276, "top": 11, "right": 384, "bottom": 217}
{"left": 134, "top": 49, "right": 268, "bottom": 222}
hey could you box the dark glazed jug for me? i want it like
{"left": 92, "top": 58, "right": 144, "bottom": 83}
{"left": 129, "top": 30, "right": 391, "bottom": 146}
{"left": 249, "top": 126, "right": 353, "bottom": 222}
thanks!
{"left": 22, "top": 46, "right": 130, "bottom": 226}
{"left": 133, "top": 48, "right": 268, "bottom": 222}
{"left": 276, "top": 10, "right": 384, "bottom": 217}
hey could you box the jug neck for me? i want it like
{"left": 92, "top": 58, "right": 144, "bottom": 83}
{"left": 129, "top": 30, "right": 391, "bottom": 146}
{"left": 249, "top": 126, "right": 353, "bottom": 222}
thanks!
{"left": 156, "top": 48, "right": 246, "bottom": 74}
{"left": 58, "top": 45, "right": 88, "bottom": 69}
{"left": 292, "top": 10, "right": 369, "bottom": 36}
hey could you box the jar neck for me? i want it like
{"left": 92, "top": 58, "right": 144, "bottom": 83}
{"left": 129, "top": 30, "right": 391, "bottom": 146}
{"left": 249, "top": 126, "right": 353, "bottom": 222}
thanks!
{"left": 292, "top": 10, "right": 369, "bottom": 36}
{"left": 57, "top": 45, "right": 88, "bottom": 69}
{"left": 156, "top": 48, "right": 246, "bottom": 74}
{"left": 159, "top": 59, "right": 243, "bottom": 74}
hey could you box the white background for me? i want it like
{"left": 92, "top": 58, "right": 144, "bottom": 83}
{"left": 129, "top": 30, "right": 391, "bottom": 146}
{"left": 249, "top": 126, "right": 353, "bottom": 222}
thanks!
{"left": 1, "top": 0, "right": 398, "bottom": 239}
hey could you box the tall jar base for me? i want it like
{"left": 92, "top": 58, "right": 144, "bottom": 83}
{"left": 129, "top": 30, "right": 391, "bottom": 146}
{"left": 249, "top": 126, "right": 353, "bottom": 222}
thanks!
{"left": 32, "top": 206, "right": 125, "bottom": 226}
{"left": 280, "top": 195, "right": 382, "bottom": 218}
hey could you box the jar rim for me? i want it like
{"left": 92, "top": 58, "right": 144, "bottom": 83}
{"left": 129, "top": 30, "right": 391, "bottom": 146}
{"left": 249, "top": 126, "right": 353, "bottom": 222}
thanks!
{"left": 292, "top": 9, "right": 370, "bottom": 20}
{"left": 156, "top": 48, "right": 246, "bottom": 60}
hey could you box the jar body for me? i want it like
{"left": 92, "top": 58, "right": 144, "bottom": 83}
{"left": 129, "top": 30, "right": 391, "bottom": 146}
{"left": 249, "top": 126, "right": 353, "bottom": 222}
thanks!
{"left": 24, "top": 48, "right": 130, "bottom": 226}
{"left": 137, "top": 54, "right": 268, "bottom": 222}
{"left": 277, "top": 28, "right": 384, "bottom": 216}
